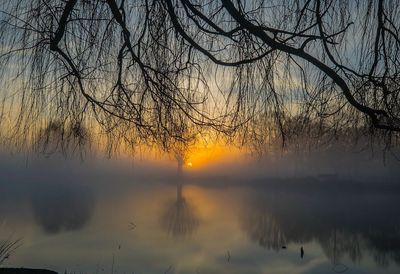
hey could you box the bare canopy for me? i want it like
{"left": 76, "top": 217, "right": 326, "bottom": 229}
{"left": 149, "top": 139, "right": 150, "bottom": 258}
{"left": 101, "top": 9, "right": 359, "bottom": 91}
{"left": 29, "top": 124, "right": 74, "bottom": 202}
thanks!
{"left": 1, "top": 0, "right": 400, "bottom": 150}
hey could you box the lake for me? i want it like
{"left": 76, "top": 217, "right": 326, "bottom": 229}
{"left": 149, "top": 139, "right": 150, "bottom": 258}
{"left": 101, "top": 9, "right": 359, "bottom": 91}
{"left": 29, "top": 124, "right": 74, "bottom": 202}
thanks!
{"left": 1, "top": 153, "right": 400, "bottom": 274}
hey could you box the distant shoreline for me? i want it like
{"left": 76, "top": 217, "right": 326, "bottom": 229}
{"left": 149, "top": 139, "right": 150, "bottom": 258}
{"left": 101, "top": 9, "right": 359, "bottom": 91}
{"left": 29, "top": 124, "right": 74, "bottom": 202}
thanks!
{"left": 0, "top": 268, "right": 57, "bottom": 274}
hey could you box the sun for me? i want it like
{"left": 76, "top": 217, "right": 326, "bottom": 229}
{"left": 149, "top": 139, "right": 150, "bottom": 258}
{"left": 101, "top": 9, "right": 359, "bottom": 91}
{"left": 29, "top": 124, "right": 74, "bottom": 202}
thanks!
{"left": 187, "top": 162, "right": 193, "bottom": 167}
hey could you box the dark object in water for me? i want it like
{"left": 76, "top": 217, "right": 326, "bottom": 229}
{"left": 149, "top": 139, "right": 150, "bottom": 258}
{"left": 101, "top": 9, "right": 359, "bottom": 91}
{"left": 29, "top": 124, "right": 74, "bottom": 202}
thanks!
{"left": 301, "top": 246, "right": 304, "bottom": 259}
{"left": 281, "top": 246, "right": 287, "bottom": 249}
{"left": 226, "top": 251, "right": 231, "bottom": 262}
{"left": 0, "top": 268, "right": 57, "bottom": 274}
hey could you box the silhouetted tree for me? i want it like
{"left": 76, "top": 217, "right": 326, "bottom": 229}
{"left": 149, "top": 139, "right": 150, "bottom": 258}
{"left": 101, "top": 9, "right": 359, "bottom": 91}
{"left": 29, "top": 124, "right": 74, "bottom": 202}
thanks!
{"left": 35, "top": 120, "right": 91, "bottom": 157}
{"left": 1, "top": 0, "right": 400, "bottom": 150}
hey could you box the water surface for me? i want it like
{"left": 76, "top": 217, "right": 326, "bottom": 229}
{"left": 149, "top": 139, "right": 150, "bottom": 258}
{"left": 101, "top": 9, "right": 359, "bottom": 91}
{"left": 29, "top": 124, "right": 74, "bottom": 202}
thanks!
{"left": 1, "top": 155, "right": 400, "bottom": 274}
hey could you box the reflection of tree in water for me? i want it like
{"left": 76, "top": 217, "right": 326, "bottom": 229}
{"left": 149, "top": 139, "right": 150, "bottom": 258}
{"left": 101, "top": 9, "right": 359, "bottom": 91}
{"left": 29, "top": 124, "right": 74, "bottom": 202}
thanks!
{"left": 365, "top": 229, "right": 400, "bottom": 267}
{"left": 160, "top": 159, "right": 199, "bottom": 238}
{"left": 161, "top": 181, "right": 199, "bottom": 238}
{"left": 241, "top": 185, "right": 400, "bottom": 267}
{"left": 242, "top": 207, "right": 286, "bottom": 251}
{"left": 31, "top": 183, "right": 95, "bottom": 234}
{"left": 319, "top": 229, "right": 362, "bottom": 265}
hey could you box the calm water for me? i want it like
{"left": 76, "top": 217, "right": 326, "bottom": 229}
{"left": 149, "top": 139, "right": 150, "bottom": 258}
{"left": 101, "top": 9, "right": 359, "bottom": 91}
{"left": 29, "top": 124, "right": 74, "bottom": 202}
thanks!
{"left": 1, "top": 155, "right": 400, "bottom": 274}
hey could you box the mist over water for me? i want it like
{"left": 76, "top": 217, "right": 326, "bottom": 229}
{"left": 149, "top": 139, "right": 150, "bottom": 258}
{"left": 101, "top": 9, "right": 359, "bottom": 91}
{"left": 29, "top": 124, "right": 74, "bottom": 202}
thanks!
{"left": 1, "top": 143, "right": 400, "bottom": 274}
{"left": 1, "top": 0, "right": 400, "bottom": 273}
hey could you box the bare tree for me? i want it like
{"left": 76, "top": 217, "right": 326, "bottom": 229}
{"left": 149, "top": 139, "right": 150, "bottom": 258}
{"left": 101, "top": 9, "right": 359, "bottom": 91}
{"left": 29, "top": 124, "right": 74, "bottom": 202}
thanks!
{"left": 1, "top": 0, "right": 400, "bottom": 151}
{"left": 34, "top": 119, "right": 91, "bottom": 157}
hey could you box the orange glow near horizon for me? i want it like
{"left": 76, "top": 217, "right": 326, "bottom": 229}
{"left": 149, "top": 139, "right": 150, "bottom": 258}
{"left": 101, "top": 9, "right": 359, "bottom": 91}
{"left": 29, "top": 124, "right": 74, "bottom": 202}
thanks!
{"left": 183, "top": 141, "right": 245, "bottom": 170}
{"left": 0, "top": 116, "right": 248, "bottom": 170}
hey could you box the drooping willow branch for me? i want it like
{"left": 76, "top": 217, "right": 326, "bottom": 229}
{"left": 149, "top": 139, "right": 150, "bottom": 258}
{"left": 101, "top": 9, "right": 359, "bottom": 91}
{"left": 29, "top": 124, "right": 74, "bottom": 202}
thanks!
{"left": 1, "top": 0, "right": 400, "bottom": 152}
